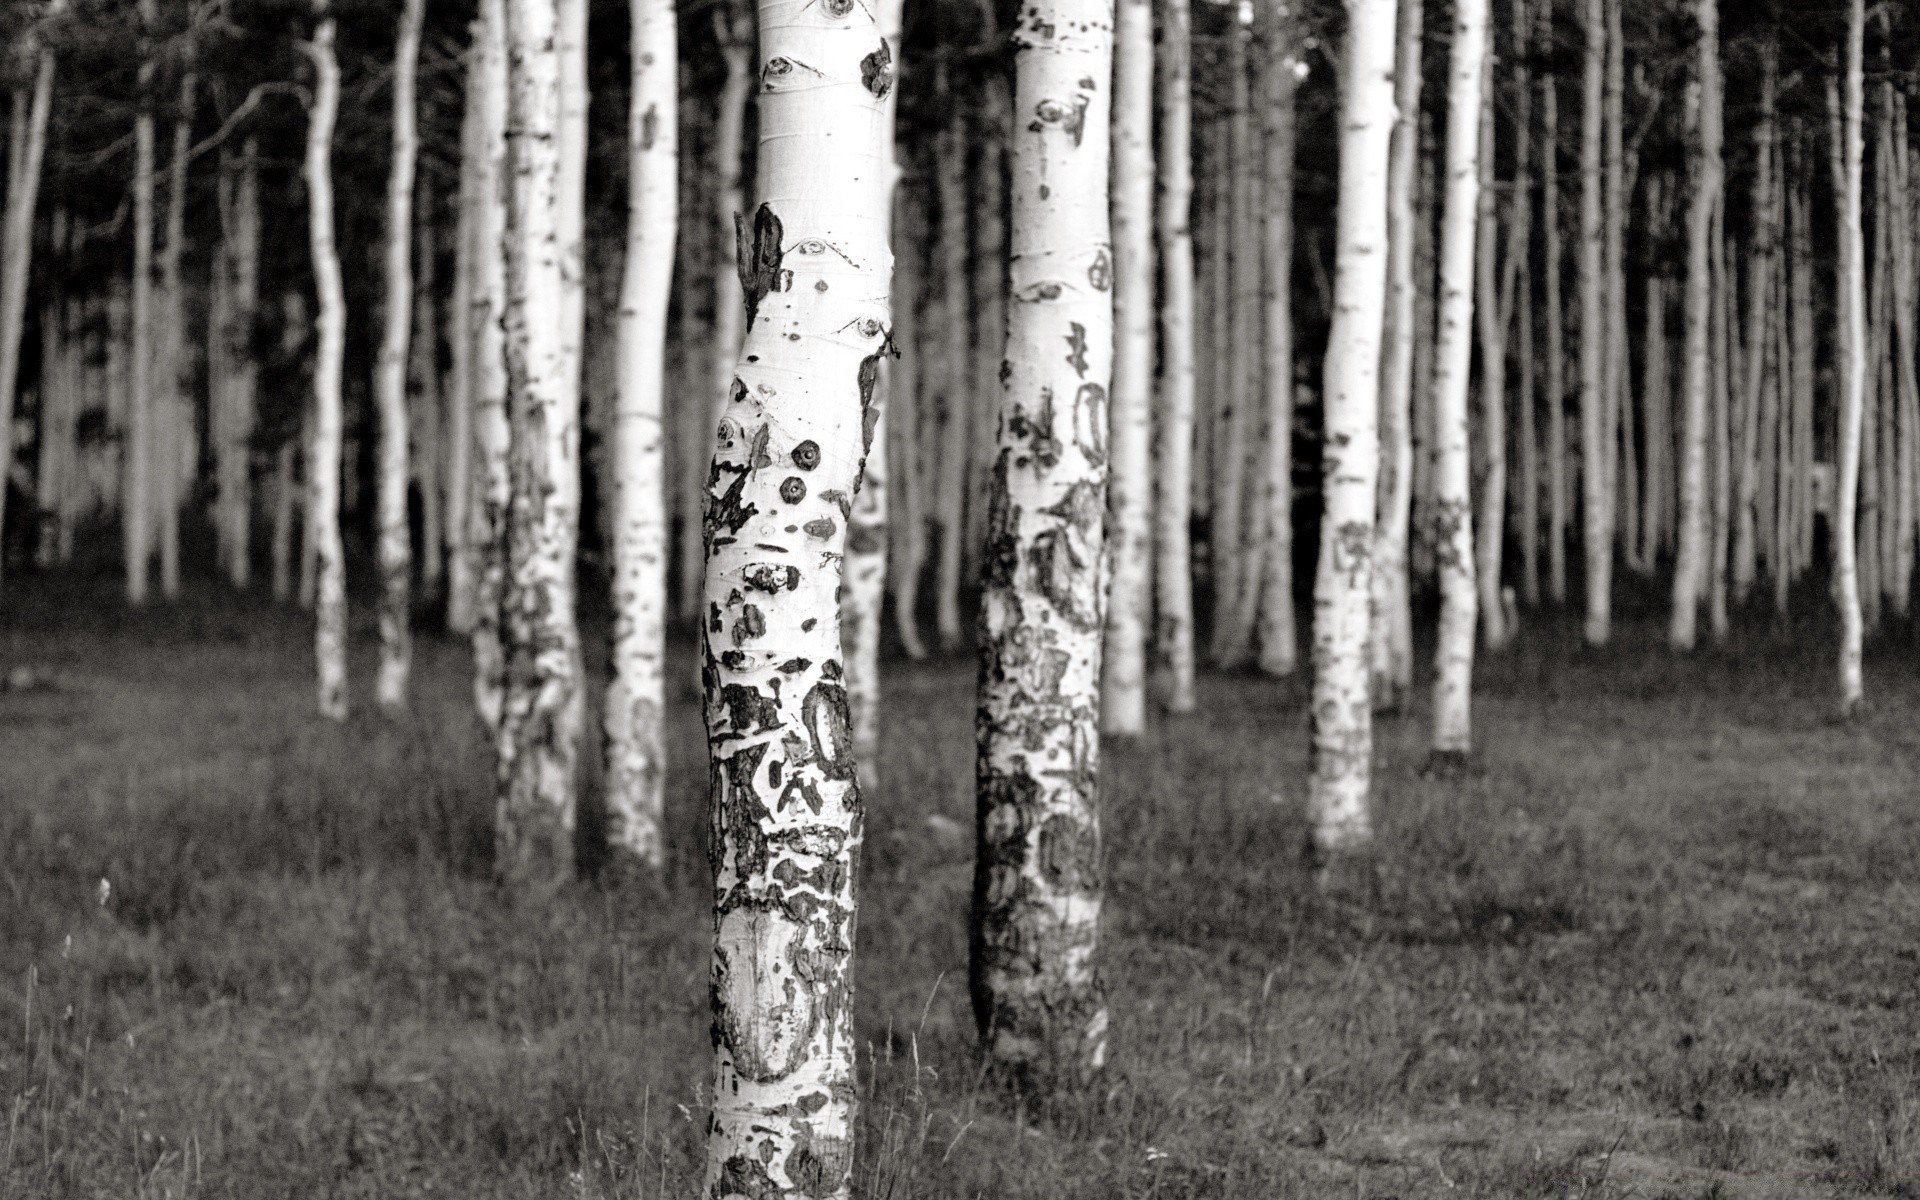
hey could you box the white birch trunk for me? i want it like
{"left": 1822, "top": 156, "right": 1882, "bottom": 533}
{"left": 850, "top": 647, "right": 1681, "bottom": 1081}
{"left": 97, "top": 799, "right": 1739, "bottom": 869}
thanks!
{"left": 470, "top": 0, "right": 513, "bottom": 733}
{"left": 0, "top": 2, "right": 57, "bottom": 589}
{"left": 306, "top": 5, "right": 349, "bottom": 721}
{"left": 1209, "top": 6, "right": 1254, "bottom": 663}
{"left": 1152, "top": 0, "right": 1196, "bottom": 711}
{"left": 1371, "top": 0, "right": 1422, "bottom": 709}
{"left": 1431, "top": 0, "right": 1486, "bottom": 758}
{"left": 1833, "top": 3, "right": 1866, "bottom": 714}
{"left": 1100, "top": 0, "right": 1152, "bottom": 733}
{"left": 1540, "top": 0, "right": 1567, "bottom": 606}
{"left": 495, "top": 0, "right": 585, "bottom": 884}
{"left": 376, "top": 0, "right": 426, "bottom": 713}
{"left": 698, "top": 0, "right": 892, "bottom": 1187}
{"left": 1576, "top": 0, "right": 1609, "bottom": 644}
{"left": 604, "top": 0, "right": 676, "bottom": 872}
{"left": 1252, "top": 2, "right": 1296, "bottom": 679}
{"left": 973, "top": 0, "right": 1113, "bottom": 1087}
{"left": 1669, "top": 0, "right": 1720, "bottom": 651}
{"left": 1308, "top": 0, "right": 1394, "bottom": 849}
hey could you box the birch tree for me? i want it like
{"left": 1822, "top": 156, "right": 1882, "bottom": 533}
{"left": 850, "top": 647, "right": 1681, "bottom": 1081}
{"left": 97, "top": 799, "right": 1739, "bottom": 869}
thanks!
{"left": 376, "top": 0, "right": 427, "bottom": 712}
{"left": 973, "top": 0, "right": 1114, "bottom": 1088}
{"left": 1307, "top": 0, "right": 1395, "bottom": 852}
{"left": 155, "top": 67, "right": 193, "bottom": 603}
{"left": 1577, "top": 0, "right": 1609, "bottom": 644}
{"left": 0, "top": 0, "right": 60, "bottom": 587}
{"left": 1100, "top": 0, "right": 1152, "bottom": 734}
{"left": 604, "top": 0, "right": 676, "bottom": 872}
{"left": 1252, "top": 0, "right": 1297, "bottom": 678}
{"left": 698, "top": 0, "right": 892, "bottom": 1186}
{"left": 1669, "top": 0, "right": 1721, "bottom": 651}
{"left": 1832, "top": 1, "right": 1866, "bottom": 715}
{"left": 1431, "top": 0, "right": 1487, "bottom": 759}
{"left": 469, "top": 0, "right": 512, "bottom": 733}
{"left": 126, "top": 0, "right": 159, "bottom": 607}
{"left": 305, "top": 1, "right": 349, "bottom": 720}
{"left": 1540, "top": 0, "right": 1567, "bottom": 606}
{"left": 1152, "top": 0, "right": 1197, "bottom": 712}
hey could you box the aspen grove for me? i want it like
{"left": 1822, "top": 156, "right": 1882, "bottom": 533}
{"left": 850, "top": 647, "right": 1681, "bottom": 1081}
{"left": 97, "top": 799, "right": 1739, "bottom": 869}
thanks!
{"left": 4, "top": 0, "right": 1920, "bottom": 1195}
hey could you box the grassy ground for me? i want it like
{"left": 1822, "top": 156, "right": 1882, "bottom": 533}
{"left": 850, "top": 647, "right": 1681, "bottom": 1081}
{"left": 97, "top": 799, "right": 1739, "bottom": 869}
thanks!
{"left": 3, "top": 571, "right": 1918, "bottom": 1199}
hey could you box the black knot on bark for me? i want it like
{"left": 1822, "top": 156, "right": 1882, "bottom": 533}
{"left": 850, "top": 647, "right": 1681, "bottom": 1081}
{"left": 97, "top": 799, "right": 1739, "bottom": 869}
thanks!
{"left": 860, "top": 40, "right": 893, "bottom": 98}
{"left": 736, "top": 203, "right": 785, "bottom": 332}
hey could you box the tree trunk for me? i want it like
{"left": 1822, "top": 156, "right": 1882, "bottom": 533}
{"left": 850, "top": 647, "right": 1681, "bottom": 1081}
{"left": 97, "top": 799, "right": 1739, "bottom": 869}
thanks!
{"left": 967, "top": 75, "right": 1012, "bottom": 600}
{"left": 1253, "top": 0, "right": 1298, "bottom": 680}
{"left": 1473, "top": 32, "right": 1509, "bottom": 652}
{"left": 1100, "top": 0, "right": 1152, "bottom": 732}
{"left": 271, "top": 439, "right": 298, "bottom": 603}
{"left": 154, "top": 68, "right": 194, "bottom": 603}
{"left": 1889, "top": 93, "right": 1918, "bottom": 616}
{"left": 932, "top": 92, "right": 974, "bottom": 652}
{"left": 973, "top": 0, "right": 1113, "bottom": 1089}
{"left": 1152, "top": 0, "right": 1197, "bottom": 711}
{"left": 1308, "top": 0, "right": 1394, "bottom": 848}
{"left": 604, "top": 0, "right": 675, "bottom": 873}
{"left": 698, "top": 0, "right": 890, "bottom": 1186}
{"left": 0, "top": 3, "right": 57, "bottom": 589}
{"left": 1732, "top": 45, "right": 1776, "bottom": 603}
{"left": 1790, "top": 152, "right": 1816, "bottom": 584}
{"left": 884, "top": 177, "right": 928, "bottom": 663}
{"left": 1210, "top": 9, "right": 1252, "bottom": 664}
{"left": 412, "top": 184, "right": 444, "bottom": 602}
{"left": 1577, "top": 0, "right": 1609, "bottom": 643}
{"left": 1513, "top": 0, "right": 1538, "bottom": 608}
{"left": 446, "top": 27, "right": 485, "bottom": 636}
{"left": 1431, "top": 0, "right": 1487, "bottom": 758}
{"left": 494, "top": 0, "right": 586, "bottom": 885}
{"left": 1602, "top": 0, "right": 1631, "bottom": 578}
{"left": 1641, "top": 173, "right": 1672, "bottom": 565}
{"left": 1831, "top": 5, "right": 1866, "bottom": 713}
{"left": 1708, "top": 213, "right": 1731, "bottom": 639}
{"left": 376, "top": 0, "right": 426, "bottom": 713}
{"left": 1541, "top": 0, "right": 1567, "bottom": 606}
{"left": 218, "top": 140, "right": 261, "bottom": 590}
{"left": 306, "top": 6, "right": 349, "bottom": 720}
{"left": 1669, "top": 0, "right": 1720, "bottom": 651}
{"left": 470, "top": 0, "right": 512, "bottom": 733}
{"left": 35, "top": 210, "right": 72, "bottom": 570}
{"left": 1370, "top": 0, "right": 1422, "bottom": 707}
{"left": 126, "top": 0, "right": 159, "bottom": 607}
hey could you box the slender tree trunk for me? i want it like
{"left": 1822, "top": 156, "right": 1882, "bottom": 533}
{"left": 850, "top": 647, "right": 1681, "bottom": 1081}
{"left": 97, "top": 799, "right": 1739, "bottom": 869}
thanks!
{"left": 1100, "top": 0, "right": 1153, "bottom": 732}
{"left": 1410, "top": 109, "right": 1437, "bottom": 587}
{"left": 1473, "top": 36, "right": 1509, "bottom": 652}
{"left": 1371, "top": 0, "right": 1422, "bottom": 707}
{"left": 0, "top": 3, "right": 57, "bottom": 589}
{"left": 967, "top": 75, "right": 1012, "bottom": 596}
{"left": 412, "top": 185, "right": 444, "bottom": 602}
{"left": 375, "top": 0, "right": 426, "bottom": 712}
{"left": 1889, "top": 93, "right": 1918, "bottom": 616}
{"left": 445, "top": 28, "right": 485, "bottom": 636}
{"left": 1732, "top": 45, "right": 1777, "bottom": 604}
{"left": 1577, "top": 0, "right": 1609, "bottom": 643}
{"left": 1514, "top": 1, "right": 1539, "bottom": 608}
{"left": 973, "top": 0, "right": 1113, "bottom": 1089}
{"left": 34, "top": 211, "right": 72, "bottom": 570}
{"left": 1541, "top": 0, "right": 1567, "bottom": 606}
{"left": 272, "top": 439, "right": 298, "bottom": 602}
{"left": 1308, "top": 0, "right": 1394, "bottom": 849}
{"left": 218, "top": 140, "right": 261, "bottom": 590}
{"left": 1670, "top": 0, "right": 1720, "bottom": 651}
{"left": 1708, "top": 213, "right": 1731, "bottom": 638}
{"left": 1601, "top": 0, "right": 1630, "bottom": 579}
{"left": 1431, "top": 0, "right": 1487, "bottom": 758}
{"left": 1790, "top": 154, "right": 1816, "bottom": 582}
{"left": 1253, "top": 1, "right": 1297, "bottom": 679}
{"left": 698, "top": 0, "right": 890, "bottom": 1185}
{"left": 1641, "top": 174, "right": 1672, "bottom": 564}
{"left": 306, "top": 6, "right": 349, "bottom": 719}
{"left": 1152, "top": 0, "right": 1196, "bottom": 710}
{"left": 1831, "top": 5, "right": 1866, "bottom": 713}
{"left": 470, "top": 0, "right": 512, "bottom": 733}
{"left": 604, "top": 0, "right": 675, "bottom": 873}
{"left": 126, "top": 1, "right": 159, "bottom": 607}
{"left": 884, "top": 178, "right": 928, "bottom": 663}
{"left": 932, "top": 93, "right": 974, "bottom": 651}
{"left": 154, "top": 68, "right": 195, "bottom": 604}
{"left": 1209, "top": 8, "right": 1253, "bottom": 663}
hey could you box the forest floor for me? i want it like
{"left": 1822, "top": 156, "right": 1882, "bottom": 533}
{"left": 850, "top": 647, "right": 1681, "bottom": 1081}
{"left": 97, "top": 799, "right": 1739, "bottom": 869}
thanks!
{"left": 3, "top": 569, "right": 1919, "bottom": 1199}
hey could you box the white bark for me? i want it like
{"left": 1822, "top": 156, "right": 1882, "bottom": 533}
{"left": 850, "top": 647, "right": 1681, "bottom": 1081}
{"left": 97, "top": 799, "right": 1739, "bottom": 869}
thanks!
{"left": 1308, "top": 0, "right": 1394, "bottom": 849}
{"left": 1152, "top": 0, "right": 1196, "bottom": 711}
{"left": 1100, "top": 0, "right": 1152, "bottom": 733}
{"left": 1577, "top": 0, "right": 1609, "bottom": 644}
{"left": 973, "top": 0, "right": 1113, "bottom": 1086}
{"left": 698, "top": 0, "right": 892, "bottom": 1188}
{"left": 1833, "top": 2, "right": 1866, "bottom": 714}
{"left": 376, "top": 0, "right": 427, "bottom": 713}
{"left": 306, "top": 5, "right": 349, "bottom": 721}
{"left": 495, "top": 0, "right": 585, "bottom": 884}
{"left": 604, "top": 0, "right": 676, "bottom": 871}
{"left": 1669, "top": 0, "right": 1720, "bottom": 651}
{"left": 0, "top": 6, "right": 58, "bottom": 588}
{"left": 1210, "top": 6, "right": 1254, "bottom": 663}
{"left": 470, "top": 0, "right": 513, "bottom": 732}
{"left": 1431, "top": 0, "right": 1486, "bottom": 758}
{"left": 1371, "top": 0, "right": 1422, "bottom": 710}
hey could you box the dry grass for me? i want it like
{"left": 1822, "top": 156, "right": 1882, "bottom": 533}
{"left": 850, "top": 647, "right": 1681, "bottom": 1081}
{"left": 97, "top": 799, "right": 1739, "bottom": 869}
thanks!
{"left": 3, "top": 569, "right": 1918, "bottom": 1198}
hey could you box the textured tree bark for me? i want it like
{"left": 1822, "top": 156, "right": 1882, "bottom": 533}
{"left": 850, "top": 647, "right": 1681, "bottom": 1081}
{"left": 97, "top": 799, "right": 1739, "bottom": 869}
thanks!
{"left": 0, "top": 2, "right": 57, "bottom": 589}
{"left": 375, "top": 0, "right": 426, "bottom": 713}
{"left": 1540, "top": 0, "right": 1567, "bottom": 607}
{"left": 1252, "top": 1, "right": 1297, "bottom": 680}
{"left": 697, "top": 0, "right": 891, "bottom": 1187}
{"left": 1209, "top": 8, "right": 1254, "bottom": 666}
{"left": 1732, "top": 45, "right": 1777, "bottom": 603}
{"left": 973, "top": 0, "right": 1113, "bottom": 1090}
{"left": 494, "top": 0, "right": 586, "bottom": 885}
{"left": 306, "top": 5, "right": 349, "bottom": 720}
{"left": 125, "top": 1, "right": 159, "bottom": 607}
{"left": 967, "top": 76, "right": 1011, "bottom": 597}
{"left": 1370, "top": 0, "right": 1422, "bottom": 708}
{"left": 1889, "top": 93, "right": 1918, "bottom": 616}
{"left": 1410, "top": 109, "right": 1438, "bottom": 586}
{"left": 1473, "top": 40, "right": 1508, "bottom": 652}
{"left": 1152, "top": 0, "right": 1196, "bottom": 711}
{"left": 1831, "top": 6, "right": 1866, "bottom": 714}
{"left": 469, "top": 0, "right": 512, "bottom": 734}
{"left": 1669, "top": 0, "right": 1719, "bottom": 652}
{"left": 1431, "top": 0, "right": 1487, "bottom": 759}
{"left": 932, "top": 92, "right": 974, "bottom": 651}
{"left": 1308, "top": 0, "right": 1394, "bottom": 849}
{"left": 1577, "top": 0, "right": 1609, "bottom": 644}
{"left": 604, "top": 0, "right": 675, "bottom": 873}
{"left": 1100, "top": 0, "right": 1152, "bottom": 733}
{"left": 445, "top": 27, "right": 485, "bottom": 636}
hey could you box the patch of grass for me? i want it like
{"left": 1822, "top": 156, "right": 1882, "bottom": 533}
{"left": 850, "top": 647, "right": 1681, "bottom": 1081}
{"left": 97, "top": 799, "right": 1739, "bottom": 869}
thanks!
{"left": 4, "top": 575, "right": 1919, "bottom": 1197}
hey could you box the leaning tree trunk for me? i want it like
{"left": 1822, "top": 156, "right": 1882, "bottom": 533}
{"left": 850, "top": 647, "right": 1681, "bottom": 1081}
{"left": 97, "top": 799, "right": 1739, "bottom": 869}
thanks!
{"left": 603, "top": 0, "right": 675, "bottom": 873}
{"left": 1832, "top": 1, "right": 1866, "bottom": 715}
{"left": 126, "top": 0, "right": 159, "bottom": 607}
{"left": 0, "top": 2, "right": 56, "bottom": 590}
{"left": 375, "top": 0, "right": 426, "bottom": 713}
{"left": 1152, "top": 0, "right": 1197, "bottom": 711}
{"left": 306, "top": 4, "right": 349, "bottom": 720}
{"left": 1308, "top": 0, "right": 1395, "bottom": 850}
{"left": 1371, "top": 0, "right": 1422, "bottom": 709}
{"left": 1577, "top": 0, "right": 1609, "bottom": 644}
{"left": 1669, "top": 0, "right": 1720, "bottom": 651}
{"left": 1431, "top": 0, "right": 1487, "bottom": 760}
{"left": 1252, "top": 1, "right": 1297, "bottom": 679}
{"left": 973, "top": 0, "right": 1113, "bottom": 1090}
{"left": 1100, "top": 0, "right": 1153, "bottom": 734}
{"left": 494, "top": 0, "right": 586, "bottom": 885}
{"left": 697, "top": 0, "right": 892, "bottom": 1188}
